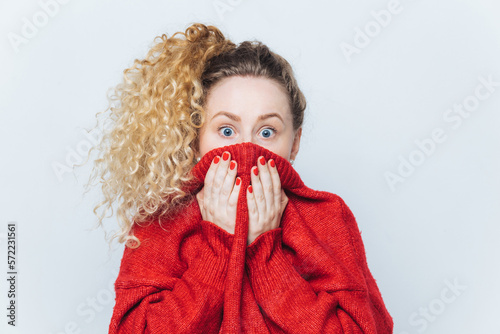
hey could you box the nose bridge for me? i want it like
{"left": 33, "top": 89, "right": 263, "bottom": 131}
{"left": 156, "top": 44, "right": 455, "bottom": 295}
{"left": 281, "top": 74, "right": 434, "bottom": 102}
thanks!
{"left": 240, "top": 127, "right": 255, "bottom": 145}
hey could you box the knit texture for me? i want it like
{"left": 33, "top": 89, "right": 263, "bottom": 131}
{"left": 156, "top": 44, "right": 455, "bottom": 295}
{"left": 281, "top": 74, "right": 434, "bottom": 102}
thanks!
{"left": 108, "top": 142, "right": 394, "bottom": 333}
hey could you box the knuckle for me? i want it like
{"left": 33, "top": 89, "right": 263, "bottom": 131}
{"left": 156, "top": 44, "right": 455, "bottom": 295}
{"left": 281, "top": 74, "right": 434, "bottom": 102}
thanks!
{"left": 255, "top": 193, "right": 265, "bottom": 202}
{"left": 208, "top": 207, "right": 215, "bottom": 217}
{"left": 221, "top": 188, "right": 230, "bottom": 197}
{"left": 227, "top": 198, "right": 237, "bottom": 207}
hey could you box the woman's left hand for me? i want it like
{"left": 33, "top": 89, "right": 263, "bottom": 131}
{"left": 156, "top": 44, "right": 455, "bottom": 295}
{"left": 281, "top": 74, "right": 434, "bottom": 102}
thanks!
{"left": 247, "top": 156, "right": 289, "bottom": 246}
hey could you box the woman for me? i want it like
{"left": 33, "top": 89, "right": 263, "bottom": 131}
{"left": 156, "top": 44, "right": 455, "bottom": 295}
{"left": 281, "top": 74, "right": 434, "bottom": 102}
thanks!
{"left": 89, "top": 23, "right": 393, "bottom": 333}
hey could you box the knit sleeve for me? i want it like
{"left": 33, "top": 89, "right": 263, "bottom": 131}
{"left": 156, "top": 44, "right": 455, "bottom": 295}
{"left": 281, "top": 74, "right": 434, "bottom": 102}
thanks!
{"left": 245, "top": 197, "right": 393, "bottom": 333}
{"left": 109, "top": 220, "right": 234, "bottom": 334}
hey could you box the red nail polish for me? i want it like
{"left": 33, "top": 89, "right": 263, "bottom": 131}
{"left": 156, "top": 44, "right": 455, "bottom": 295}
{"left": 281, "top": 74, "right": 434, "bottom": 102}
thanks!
{"left": 269, "top": 159, "right": 275, "bottom": 168}
{"left": 230, "top": 161, "right": 236, "bottom": 170}
{"left": 222, "top": 152, "right": 229, "bottom": 161}
{"left": 259, "top": 156, "right": 265, "bottom": 165}
{"left": 214, "top": 156, "right": 220, "bottom": 164}
{"left": 236, "top": 177, "right": 241, "bottom": 186}
{"left": 248, "top": 185, "right": 253, "bottom": 193}
{"left": 253, "top": 166, "right": 258, "bottom": 176}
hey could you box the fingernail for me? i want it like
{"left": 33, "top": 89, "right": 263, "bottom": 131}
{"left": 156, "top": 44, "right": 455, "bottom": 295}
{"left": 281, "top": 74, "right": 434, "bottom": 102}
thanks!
{"left": 236, "top": 177, "right": 241, "bottom": 186}
{"left": 248, "top": 185, "right": 253, "bottom": 193}
{"left": 214, "top": 156, "right": 220, "bottom": 164}
{"left": 230, "top": 161, "right": 236, "bottom": 170}
{"left": 252, "top": 166, "right": 258, "bottom": 176}
{"left": 222, "top": 152, "right": 229, "bottom": 161}
{"left": 269, "top": 159, "right": 275, "bottom": 168}
{"left": 259, "top": 156, "right": 266, "bottom": 165}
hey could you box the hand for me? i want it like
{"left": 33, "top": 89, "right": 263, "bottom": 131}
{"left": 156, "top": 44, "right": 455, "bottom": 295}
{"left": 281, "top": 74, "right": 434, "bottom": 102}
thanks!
{"left": 196, "top": 152, "right": 242, "bottom": 235}
{"left": 247, "top": 156, "right": 289, "bottom": 246}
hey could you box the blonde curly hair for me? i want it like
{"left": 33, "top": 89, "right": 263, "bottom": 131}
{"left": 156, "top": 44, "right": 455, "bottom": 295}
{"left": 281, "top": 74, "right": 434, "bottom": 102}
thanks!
{"left": 85, "top": 23, "right": 306, "bottom": 248}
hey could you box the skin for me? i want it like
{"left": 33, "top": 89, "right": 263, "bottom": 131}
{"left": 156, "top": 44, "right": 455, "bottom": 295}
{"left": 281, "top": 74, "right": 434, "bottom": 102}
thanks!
{"left": 195, "top": 75, "right": 302, "bottom": 246}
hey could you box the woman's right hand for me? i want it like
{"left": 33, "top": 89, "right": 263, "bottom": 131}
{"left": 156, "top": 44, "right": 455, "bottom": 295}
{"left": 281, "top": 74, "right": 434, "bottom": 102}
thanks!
{"left": 196, "top": 151, "right": 242, "bottom": 235}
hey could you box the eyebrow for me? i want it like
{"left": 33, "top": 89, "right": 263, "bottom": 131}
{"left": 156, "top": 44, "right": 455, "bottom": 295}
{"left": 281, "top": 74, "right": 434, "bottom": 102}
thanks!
{"left": 211, "top": 111, "right": 285, "bottom": 124}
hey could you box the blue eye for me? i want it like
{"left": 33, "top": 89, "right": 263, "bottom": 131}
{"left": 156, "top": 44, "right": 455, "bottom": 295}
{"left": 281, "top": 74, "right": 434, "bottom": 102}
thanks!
{"left": 219, "top": 127, "right": 234, "bottom": 137}
{"left": 260, "top": 128, "right": 276, "bottom": 138}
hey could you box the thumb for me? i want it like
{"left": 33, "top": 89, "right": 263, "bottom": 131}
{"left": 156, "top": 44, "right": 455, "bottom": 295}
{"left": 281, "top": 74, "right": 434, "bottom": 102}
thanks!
{"left": 280, "top": 189, "right": 289, "bottom": 214}
{"left": 196, "top": 188, "right": 204, "bottom": 207}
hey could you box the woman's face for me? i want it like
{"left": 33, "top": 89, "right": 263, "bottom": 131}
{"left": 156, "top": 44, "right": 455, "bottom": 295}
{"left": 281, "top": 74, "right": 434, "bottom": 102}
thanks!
{"left": 197, "top": 76, "right": 302, "bottom": 161}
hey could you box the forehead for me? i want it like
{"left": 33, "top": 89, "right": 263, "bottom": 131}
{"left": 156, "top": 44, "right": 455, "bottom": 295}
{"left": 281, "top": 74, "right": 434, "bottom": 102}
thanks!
{"left": 204, "top": 76, "right": 291, "bottom": 119}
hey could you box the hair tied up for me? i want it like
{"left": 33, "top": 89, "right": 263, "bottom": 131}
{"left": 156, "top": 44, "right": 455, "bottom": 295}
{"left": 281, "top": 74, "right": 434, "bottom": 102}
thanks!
{"left": 86, "top": 22, "right": 305, "bottom": 249}
{"left": 185, "top": 23, "right": 222, "bottom": 43}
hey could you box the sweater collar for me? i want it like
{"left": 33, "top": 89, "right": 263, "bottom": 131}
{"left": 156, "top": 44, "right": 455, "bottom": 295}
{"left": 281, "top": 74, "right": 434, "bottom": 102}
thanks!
{"left": 185, "top": 142, "right": 304, "bottom": 194}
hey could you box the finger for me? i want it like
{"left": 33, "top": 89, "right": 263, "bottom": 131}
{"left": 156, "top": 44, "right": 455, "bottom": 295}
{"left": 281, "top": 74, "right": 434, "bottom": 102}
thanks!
{"left": 257, "top": 156, "right": 275, "bottom": 215}
{"left": 247, "top": 183, "right": 258, "bottom": 222}
{"left": 227, "top": 176, "right": 241, "bottom": 210}
{"left": 268, "top": 158, "right": 282, "bottom": 213}
{"left": 204, "top": 156, "right": 219, "bottom": 188}
{"left": 204, "top": 155, "right": 220, "bottom": 219}
{"left": 211, "top": 151, "right": 231, "bottom": 202}
{"left": 250, "top": 165, "right": 266, "bottom": 216}
{"left": 220, "top": 159, "right": 237, "bottom": 204}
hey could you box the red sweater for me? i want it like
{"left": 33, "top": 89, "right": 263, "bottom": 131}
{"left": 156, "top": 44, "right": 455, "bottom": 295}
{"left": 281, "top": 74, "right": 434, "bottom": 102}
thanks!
{"left": 109, "top": 142, "right": 393, "bottom": 333}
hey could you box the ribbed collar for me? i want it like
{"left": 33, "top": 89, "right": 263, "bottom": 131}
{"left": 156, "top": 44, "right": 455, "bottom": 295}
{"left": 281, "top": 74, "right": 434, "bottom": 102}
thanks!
{"left": 185, "top": 142, "right": 304, "bottom": 195}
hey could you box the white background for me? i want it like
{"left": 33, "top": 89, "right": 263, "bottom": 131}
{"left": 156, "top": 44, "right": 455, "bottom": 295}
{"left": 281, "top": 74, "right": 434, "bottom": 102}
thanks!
{"left": 1, "top": 0, "right": 499, "bottom": 333}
